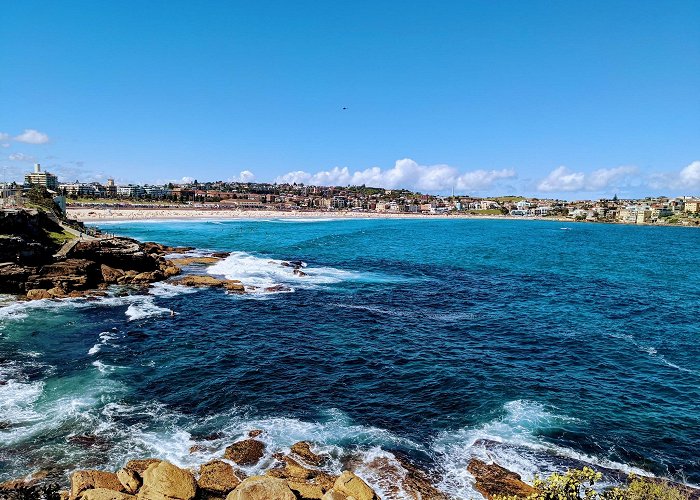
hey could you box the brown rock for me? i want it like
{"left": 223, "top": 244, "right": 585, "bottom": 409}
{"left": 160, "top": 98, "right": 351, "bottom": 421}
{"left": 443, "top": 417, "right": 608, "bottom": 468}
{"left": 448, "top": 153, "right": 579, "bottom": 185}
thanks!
{"left": 26, "top": 288, "right": 53, "bottom": 300}
{"left": 265, "top": 457, "right": 335, "bottom": 496}
{"left": 131, "top": 271, "right": 164, "bottom": 284}
{"left": 224, "top": 439, "right": 265, "bottom": 466}
{"left": 172, "top": 276, "right": 225, "bottom": 287}
{"left": 168, "top": 257, "right": 221, "bottom": 266}
{"left": 198, "top": 460, "right": 241, "bottom": 495}
{"left": 117, "top": 468, "right": 141, "bottom": 494}
{"left": 224, "top": 476, "right": 295, "bottom": 500}
{"left": 223, "top": 281, "right": 245, "bottom": 293}
{"left": 124, "top": 459, "right": 162, "bottom": 476}
{"left": 248, "top": 430, "right": 263, "bottom": 438}
{"left": 163, "top": 265, "right": 181, "bottom": 278}
{"left": 287, "top": 481, "right": 324, "bottom": 500}
{"left": 293, "top": 269, "right": 307, "bottom": 277}
{"left": 357, "top": 454, "right": 449, "bottom": 500}
{"left": 467, "top": 459, "right": 536, "bottom": 500}
{"left": 137, "top": 461, "right": 196, "bottom": 500}
{"left": 80, "top": 488, "right": 136, "bottom": 500}
{"left": 101, "top": 265, "right": 125, "bottom": 283}
{"left": 70, "top": 470, "right": 125, "bottom": 500}
{"left": 320, "top": 492, "right": 347, "bottom": 500}
{"left": 333, "top": 471, "right": 376, "bottom": 500}
{"left": 290, "top": 442, "right": 326, "bottom": 466}
{"left": 0, "top": 479, "right": 28, "bottom": 491}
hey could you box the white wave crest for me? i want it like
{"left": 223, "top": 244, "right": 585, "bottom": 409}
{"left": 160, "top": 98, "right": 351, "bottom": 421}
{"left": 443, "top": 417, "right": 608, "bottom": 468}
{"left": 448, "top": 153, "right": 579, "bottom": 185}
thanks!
{"left": 149, "top": 282, "right": 200, "bottom": 298}
{"left": 207, "top": 252, "right": 357, "bottom": 292}
{"left": 125, "top": 297, "right": 172, "bottom": 321}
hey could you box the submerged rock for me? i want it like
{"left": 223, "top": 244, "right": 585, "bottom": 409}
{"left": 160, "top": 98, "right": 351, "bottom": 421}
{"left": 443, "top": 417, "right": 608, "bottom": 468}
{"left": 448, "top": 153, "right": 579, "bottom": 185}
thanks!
{"left": 224, "top": 440, "right": 265, "bottom": 466}
{"left": 467, "top": 458, "right": 536, "bottom": 499}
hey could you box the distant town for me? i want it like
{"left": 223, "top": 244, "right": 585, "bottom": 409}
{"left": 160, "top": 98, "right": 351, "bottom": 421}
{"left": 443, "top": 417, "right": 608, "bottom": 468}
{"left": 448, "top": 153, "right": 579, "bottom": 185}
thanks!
{"left": 2, "top": 163, "right": 700, "bottom": 225}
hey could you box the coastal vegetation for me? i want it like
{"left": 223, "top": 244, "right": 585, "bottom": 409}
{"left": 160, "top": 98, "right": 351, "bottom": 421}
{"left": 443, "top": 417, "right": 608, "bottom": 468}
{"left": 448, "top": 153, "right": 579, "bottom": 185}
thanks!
{"left": 493, "top": 467, "right": 690, "bottom": 500}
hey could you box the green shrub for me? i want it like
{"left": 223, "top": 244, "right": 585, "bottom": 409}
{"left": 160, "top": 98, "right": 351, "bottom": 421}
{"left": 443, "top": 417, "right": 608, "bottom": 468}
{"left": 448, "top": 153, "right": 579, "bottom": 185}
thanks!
{"left": 495, "top": 468, "right": 689, "bottom": 500}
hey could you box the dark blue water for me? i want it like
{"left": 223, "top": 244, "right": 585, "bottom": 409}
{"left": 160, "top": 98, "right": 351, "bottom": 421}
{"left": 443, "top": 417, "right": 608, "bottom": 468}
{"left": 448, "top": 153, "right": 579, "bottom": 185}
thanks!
{"left": 1, "top": 218, "right": 699, "bottom": 497}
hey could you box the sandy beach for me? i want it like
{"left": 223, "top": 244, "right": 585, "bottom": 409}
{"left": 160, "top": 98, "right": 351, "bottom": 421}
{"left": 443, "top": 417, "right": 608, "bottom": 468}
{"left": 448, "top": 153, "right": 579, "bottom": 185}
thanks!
{"left": 67, "top": 206, "right": 535, "bottom": 222}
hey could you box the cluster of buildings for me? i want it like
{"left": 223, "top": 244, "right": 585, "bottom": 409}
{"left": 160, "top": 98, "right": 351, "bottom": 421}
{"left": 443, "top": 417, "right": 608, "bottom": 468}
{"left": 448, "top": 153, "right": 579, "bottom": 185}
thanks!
{"left": 2, "top": 164, "right": 699, "bottom": 224}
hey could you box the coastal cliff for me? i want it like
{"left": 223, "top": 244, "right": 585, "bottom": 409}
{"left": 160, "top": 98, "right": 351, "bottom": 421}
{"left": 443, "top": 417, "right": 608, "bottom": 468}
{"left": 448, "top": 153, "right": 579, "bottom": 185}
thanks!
{"left": 0, "top": 208, "right": 185, "bottom": 298}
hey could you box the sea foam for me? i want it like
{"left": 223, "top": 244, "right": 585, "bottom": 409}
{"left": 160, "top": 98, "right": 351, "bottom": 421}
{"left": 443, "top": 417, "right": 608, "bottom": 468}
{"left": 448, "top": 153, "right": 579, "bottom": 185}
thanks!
{"left": 207, "top": 252, "right": 356, "bottom": 292}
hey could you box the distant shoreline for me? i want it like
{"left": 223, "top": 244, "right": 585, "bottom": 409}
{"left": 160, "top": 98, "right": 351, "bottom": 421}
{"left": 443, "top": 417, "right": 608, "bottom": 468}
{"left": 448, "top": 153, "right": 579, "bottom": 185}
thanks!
{"left": 66, "top": 207, "right": 697, "bottom": 228}
{"left": 68, "top": 206, "right": 572, "bottom": 223}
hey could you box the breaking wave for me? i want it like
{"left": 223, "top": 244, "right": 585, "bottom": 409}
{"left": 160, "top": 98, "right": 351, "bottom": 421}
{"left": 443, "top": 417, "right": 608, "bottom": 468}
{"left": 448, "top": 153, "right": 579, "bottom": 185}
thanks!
{"left": 207, "top": 252, "right": 359, "bottom": 292}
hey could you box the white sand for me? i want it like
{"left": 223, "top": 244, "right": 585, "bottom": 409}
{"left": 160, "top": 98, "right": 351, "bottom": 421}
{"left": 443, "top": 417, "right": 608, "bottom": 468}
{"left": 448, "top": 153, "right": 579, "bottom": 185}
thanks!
{"left": 68, "top": 206, "right": 541, "bottom": 222}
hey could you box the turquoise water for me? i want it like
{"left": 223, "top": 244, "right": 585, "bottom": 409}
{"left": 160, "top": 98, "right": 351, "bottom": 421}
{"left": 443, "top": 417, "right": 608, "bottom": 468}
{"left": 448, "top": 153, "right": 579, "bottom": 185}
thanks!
{"left": 1, "top": 218, "right": 699, "bottom": 497}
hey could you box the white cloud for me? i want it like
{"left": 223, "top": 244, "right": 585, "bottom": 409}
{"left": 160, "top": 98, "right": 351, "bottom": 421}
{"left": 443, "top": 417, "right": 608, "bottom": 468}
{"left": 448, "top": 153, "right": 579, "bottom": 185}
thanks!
{"left": 8, "top": 152, "right": 35, "bottom": 162}
{"left": 1, "top": 143, "right": 9, "bottom": 148}
{"left": 537, "top": 165, "right": 637, "bottom": 192}
{"left": 14, "top": 129, "right": 49, "bottom": 144}
{"left": 230, "top": 170, "right": 255, "bottom": 183}
{"left": 649, "top": 161, "right": 700, "bottom": 190}
{"left": 0, "top": 133, "right": 8, "bottom": 141}
{"left": 276, "top": 158, "right": 516, "bottom": 192}
{"left": 679, "top": 161, "right": 700, "bottom": 187}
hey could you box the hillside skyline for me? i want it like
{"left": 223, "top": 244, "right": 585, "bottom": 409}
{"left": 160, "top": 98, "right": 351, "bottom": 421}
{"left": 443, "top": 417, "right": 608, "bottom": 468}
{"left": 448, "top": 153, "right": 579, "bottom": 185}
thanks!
{"left": 1, "top": 1, "right": 698, "bottom": 199}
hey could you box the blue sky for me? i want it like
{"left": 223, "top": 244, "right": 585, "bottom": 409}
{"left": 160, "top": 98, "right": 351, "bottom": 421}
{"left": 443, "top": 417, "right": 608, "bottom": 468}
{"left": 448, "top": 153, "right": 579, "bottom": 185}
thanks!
{"left": 1, "top": 0, "right": 698, "bottom": 199}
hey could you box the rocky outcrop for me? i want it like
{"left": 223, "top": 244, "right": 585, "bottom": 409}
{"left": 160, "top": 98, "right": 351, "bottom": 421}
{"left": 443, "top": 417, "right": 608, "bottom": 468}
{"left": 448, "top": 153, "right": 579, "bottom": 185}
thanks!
{"left": 137, "top": 461, "right": 196, "bottom": 500}
{"left": 290, "top": 441, "right": 327, "bottom": 467}
{"left": 70, "top": 470, "right": 125, "bottom": 500}
{"left": 266, "top": 455, "right": 336, "bottom": 497}
{"left": 352, "top": 453, "right": 450, "bottom": 500}
{"left": 224, "top": 440, "right": 265, "bottom": 466}
{"left": 197, "top": 461, "right": 241, "bottom": 496}
{"left": 168, "top": 257, "right": 221, "bottom": 266}
{"left": 117, "top": 468, "right": 141, "bottom": 494}
{"left": 0, "top": 212, "right": 186, "bottom": 297}
{"left": 172, "top": 276, "right": 245, "bottom": 293}
{"left": 124, "top": 459, "right": 163, "bottom": 476}
{"left": 467, "top": 459, "right": 536, "bottom": 499}
{"left": 332, "top": 471, "right": 377, "bottom": 500}
{"left": 225, "top": 476, "right": 296, "bottom": 500}
{"left": 80, "top": 488, "right": 135, "bottom": 500}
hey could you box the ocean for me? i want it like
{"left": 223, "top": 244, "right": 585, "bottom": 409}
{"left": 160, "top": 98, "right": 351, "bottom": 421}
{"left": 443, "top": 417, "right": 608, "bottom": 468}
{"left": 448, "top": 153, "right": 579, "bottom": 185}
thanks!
{"left": 1, "top": 218, "right": 699, "bottom": 498}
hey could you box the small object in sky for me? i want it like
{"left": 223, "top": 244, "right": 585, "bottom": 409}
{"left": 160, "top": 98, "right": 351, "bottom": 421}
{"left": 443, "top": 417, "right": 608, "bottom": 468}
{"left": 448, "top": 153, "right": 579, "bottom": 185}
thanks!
{"left": 342, "top": 107, "right": 347, "bottom": 110}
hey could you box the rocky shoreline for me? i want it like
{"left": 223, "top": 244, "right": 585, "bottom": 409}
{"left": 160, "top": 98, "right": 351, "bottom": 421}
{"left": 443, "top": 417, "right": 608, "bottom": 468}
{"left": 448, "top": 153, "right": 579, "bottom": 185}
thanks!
{"left": 0, "top": 426, "right": 544, "bottom": 500}
{"left": 0, "top": 433, "right": 445, "bottom": 500}
{"left": 0, "top": 209, "right": 248, "bottom": 299}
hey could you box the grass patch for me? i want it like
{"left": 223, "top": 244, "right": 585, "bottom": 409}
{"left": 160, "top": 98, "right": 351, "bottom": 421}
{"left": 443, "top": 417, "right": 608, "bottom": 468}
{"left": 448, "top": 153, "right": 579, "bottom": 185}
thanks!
{"left": 45, "top": 229, "right": 76, "bottom": 245}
